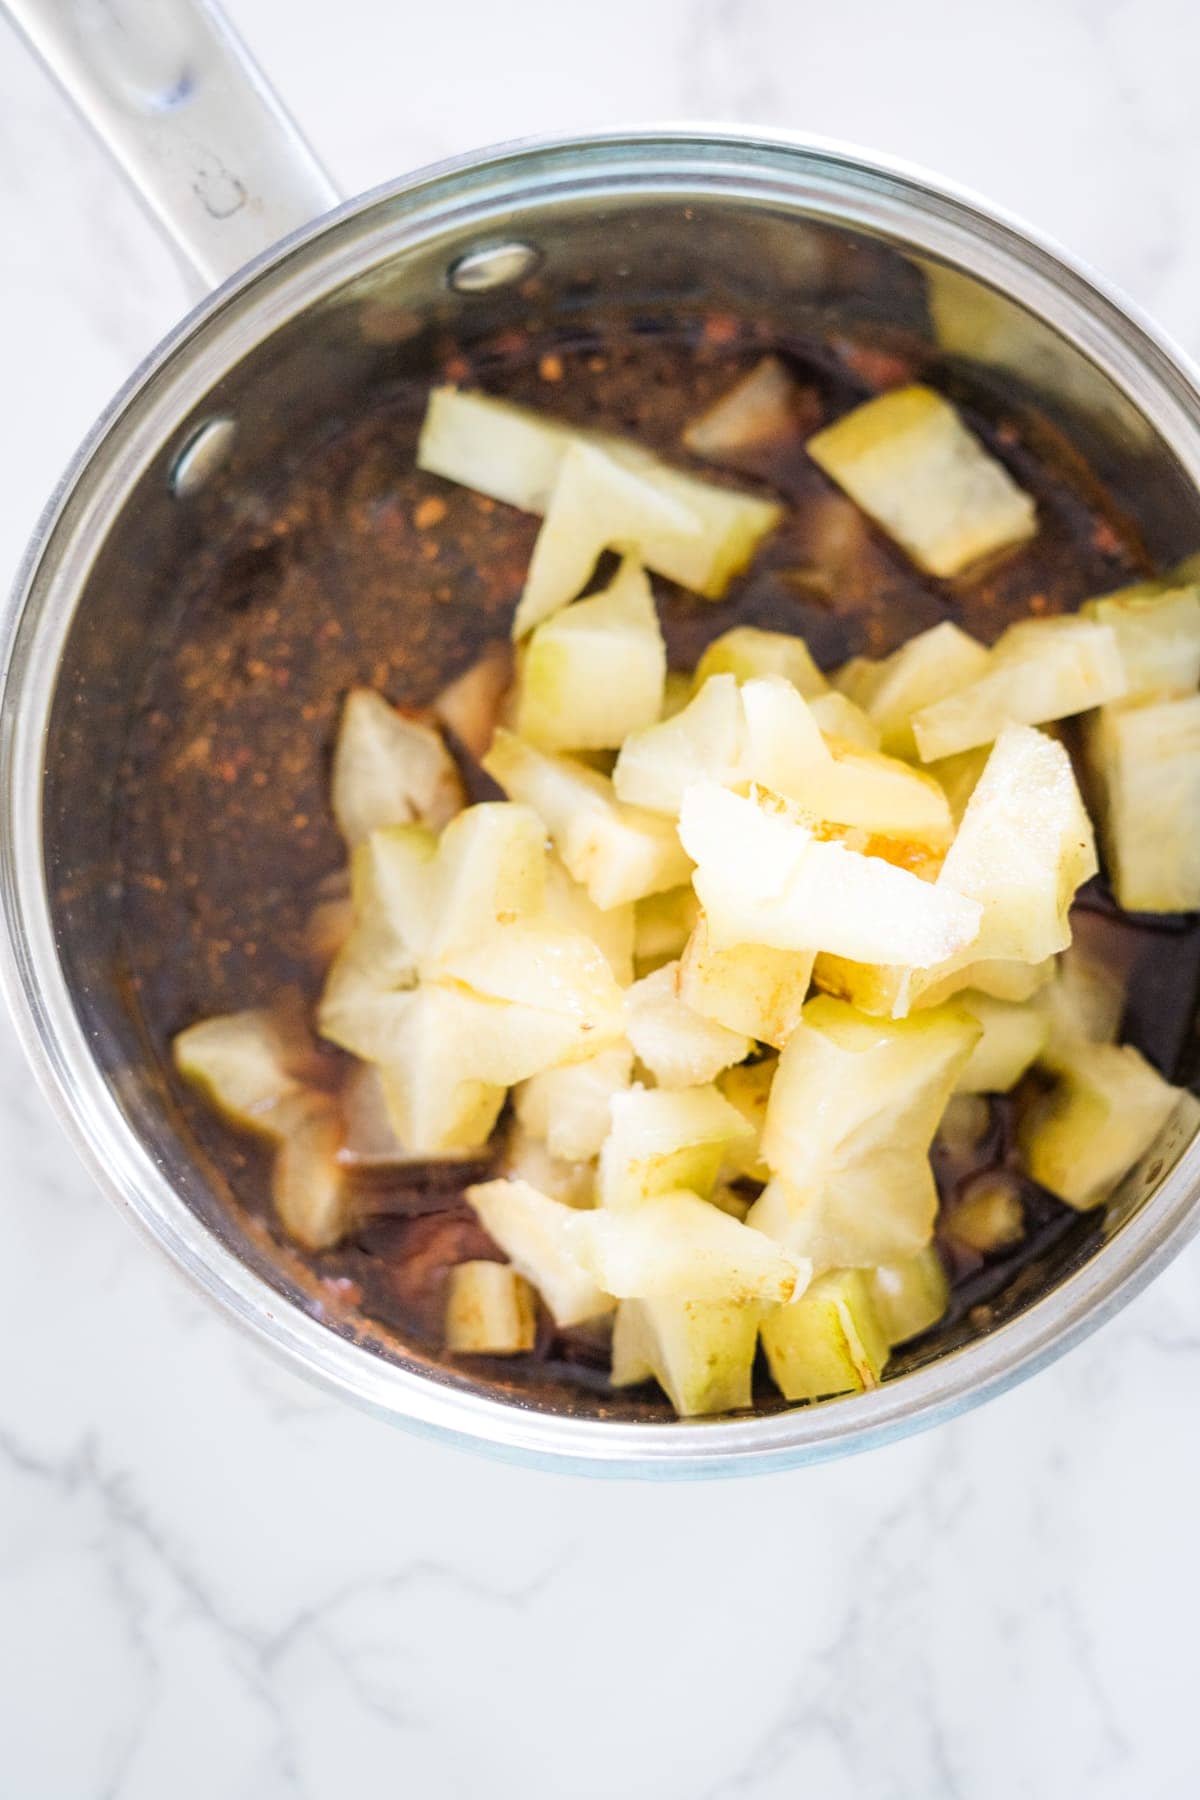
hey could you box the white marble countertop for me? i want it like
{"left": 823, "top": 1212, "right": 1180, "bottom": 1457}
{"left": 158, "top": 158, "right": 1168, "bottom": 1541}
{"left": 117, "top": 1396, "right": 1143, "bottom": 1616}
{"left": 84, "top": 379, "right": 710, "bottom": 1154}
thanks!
{"left": 4, "top": 2, "right": 1200, "bottom": 1794}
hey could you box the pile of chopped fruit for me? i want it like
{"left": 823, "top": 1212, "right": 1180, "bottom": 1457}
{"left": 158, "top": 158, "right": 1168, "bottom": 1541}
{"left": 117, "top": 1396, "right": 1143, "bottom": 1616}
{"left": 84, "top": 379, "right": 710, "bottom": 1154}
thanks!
{"left": 173, "top": 363, "right": 1199, "bottom": 1418}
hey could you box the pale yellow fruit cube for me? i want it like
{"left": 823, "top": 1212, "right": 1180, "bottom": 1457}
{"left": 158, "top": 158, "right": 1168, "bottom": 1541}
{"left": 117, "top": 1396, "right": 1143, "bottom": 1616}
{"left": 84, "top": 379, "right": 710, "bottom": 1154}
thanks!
{"left": 445, "top": 1262, "right": 538, "bottom": 1355}
{"left": 761, "top": 1269, "right": 889, "bottom": 1402}
{"left": 1084, "top": 694, "right": 1200, "bottom": 912}
{"left": 515, "top": 558, "right": 666, "bottom": 751}
{"left": 332, "top": 687, "right": 463, "bottom": 848}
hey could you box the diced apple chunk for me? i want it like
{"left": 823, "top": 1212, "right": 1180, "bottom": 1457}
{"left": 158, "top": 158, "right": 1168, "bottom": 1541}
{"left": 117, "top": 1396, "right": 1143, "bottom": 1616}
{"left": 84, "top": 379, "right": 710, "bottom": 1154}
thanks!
{"left": 514, "top": 1042, "right": 634, "bottom": 1162}
{"left": 598, "top": 1083, "right": 754, "bottom": 1209}
{"left": 760, "top": 1269, "right": 889, "bottom": 1401}
{"left": 835, "top": 621, "right": 990, "bottom": 759}
{"left": 173, "top": 1009, "right": 308, "bottom": 1139}
{"left": 867, "top": 1247, "right": 949, "bottom": 1346}
{"left": 270, "top": 1095, "right": 354, "bottom": 1251}
{"left": 693, "top": 624, "right": 829, "bottom": 698}
{"left": 944, "top": 1173, "right": 1025, "bottom": 1253}
{"left": 911, "top": 617, "right": 1127, "bottom": 762}
{"left": 1083, "top": 694, "right": 1200, "bottom": 912}
{"left": 806, "top": 384, "right": 1037, "bottom": 578}
{"left": 418, "top": 387, "right": 780, "bottom": 606}
{"left": 578, "top": 1190, "right": 806, "bottom": 1303}
{"left": 1020, "top": 1041, "right": 1180, "bottom": 1209}
{"left": 807, "top": 691, "right": 881, "bottom": 749}
{"left": 625, "top": 962, "right": 752, "bottom": 1088}
{"left": 432, "top": 641, "right": 514, "bottom": 761}
{"left": 679, "top": 913, "right": 813, "bottom": 1050}
{"left": 375, "top": 989, "right": 506, "bottom": 1153}
{"left": 543, "top": 858, "right": 634, "bottom": 986}
{"left": 425, "top": 801, "right": 548, "bottom": 960}
{"left": 499, "top": 1123, "right": 595, "bottom": 1210}
{"left": 954, "top": 992, "right": 1049, "bottom": 1094}
{"left": 679, "top": 783, "right": 981, "bottom": 968}
{"left": 717, "top": 1057, "right": 777, "bottom": 1181}
{"left": 778, "top": 741, "right": 954, "bottom": 845}
{"left": 445, "top": 1262, "right": 538, "bottom": 1354}
{"left": 1081, "top": 580, "right": 1200, "bottom": 702}
{"left": 634, "top": 886, "right": 700, "bottom": 972}
{"left": 484, "top": 730, "right": 691, "bottom": 907}
{"left": 751, "top": 996, "right": 980, "bottom": 1268}
{"left": 613, "top": 674, "right": 746, "bottom": 814}
{"left": 515, "top": 558, "right": 666, "bottom": 749}
{"left": 465, "top": 1178, "right": 614, "bottom": 1326}
{"left": 682, "top": 355, "right": 799, "bottom": 462}
{"left": 611, "top": 1296, "right": 761, "bottom": 1415}
{"left": 331, "top": 688, "right": 464, "bottom": 848}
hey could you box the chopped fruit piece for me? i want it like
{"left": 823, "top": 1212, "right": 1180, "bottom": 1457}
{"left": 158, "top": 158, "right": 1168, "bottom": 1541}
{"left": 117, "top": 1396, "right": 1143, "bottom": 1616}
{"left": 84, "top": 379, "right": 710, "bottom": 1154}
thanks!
{"left": 911, "top": 617, "right": 1127, "bottom": 762}
{"left": 867, "top": 1248, "right": 950, "bottom": 1346}
{"left": 1020, "top": 1040, "right": 1181, "bottom": 1209}
{"left": 270, "top": 1096, "right": 353, "bottom": 1251}
{"left": 499, "top": 1122, "right": 595, "bottom": 1209}
{"left": 515, "top": 1042, "right": 634, "bottom": 1162}
{"left": 679, "top": 783, "right": 981, "bottom": 968}
{"left": 634, "top": 885, "right": 700, "bottom": 973}
{"left": 778, "top": 741, "right": 954, "bottom": 844}
{"left": 928, "top": 746, "right": 990, "bottom": 824}
{"left": 337, "top": 1062, "right": 477, "bottom": 1168}
{"left": 433, "top": 641, "right": 514, "bottom": 760}
{"left": 835, "top": 621, "right": 990, "bottom": 759}
{"left": 347, "top": 821, "right": 439, "bottom": 978}
{"left": 465, "top": 1177, "right": 613, "bottom": 1326}
{"left": 1083, "top": 694, "right": 1200, "bottom": 912}
{"left": 543, "top": 859, "right": 635, "bottom": 986}
{"left": 625, "top": 962, "right": 752, "bottom": 1088}
{"left": 807, "top": 691, "right": 881, "bottom": 749}
{"left": 679, "top": 914, "right": 813, "bottom": 1049}
{"left": 682, "top": 355, "right": 798, "bottom": 461}
{"left": 760, "top": 1269, "right": 889, "bottom": 1401}
{"left": 613, "top": 674, "right": 747, "bottom": 815}
{"left": 1081, "top": 580, "right": 1200, "bottom": 702}
{"left": 514, "top": 444, "right": 698, "bottom": 636}
{"left": 484, "top": 730, "right": 691, "bottom": 907}
{"left": 954, "top": 992, "right": 1049, "bottom": 1094}
{"left": 919, "top": 955, "right": 1057, "bottom": 1009}
{"left": 578, "top": 1190, "right": 806, "bottom": 1303}
{"left": 515, "top": 558, "right": 666, "bottom": 750}
{"left": 752, "top": 996, "right": 980, "bottom": 1268}
{"left": 944, "top": 1173, "right": 1026, "bottom": 1253}
{"left": 173, "top": 1008, "right": 308, "bottom": 1138}
{"left": 737, "top": 675, "right": 831, "bottom": 800}
{"left": 693, "top": 624, "right": 829, "bottom": 698}
{"left": 936, "top": 1093, "right": 992, "bottom": 1157}
{"left": 806, "top": 384, "right": 1037, "bottom": 577}
{"left": 717, "top": 1057, "right": 777, "bottom": 1181}
{"left": 598, "top": 1084, "right": 755, "bottom": 1209}
{"left": 376, "top": 990, "right": 506, "bottom": 1153}
{"left": 611, "top": 1296, "right": 761, "bottom": 1415}
{"left": 424, "top": 800, "right": 547, "bottom": 961}
{"left": 331, "top": 688, "right": 464, "bottom": 848}
{"left": 418, "top": 388, "right": 780, "bottom": 606}
{"left": 304, "top": 890, "right": 355, "bottom": 971}
{"left": 445, "top": 1261, "right": 537, "bottom": 1354}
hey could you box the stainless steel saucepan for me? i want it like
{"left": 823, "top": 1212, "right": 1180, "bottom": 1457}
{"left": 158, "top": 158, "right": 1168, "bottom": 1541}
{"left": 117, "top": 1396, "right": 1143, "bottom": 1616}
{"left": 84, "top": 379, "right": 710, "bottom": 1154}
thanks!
{"left": 4, "top": 0, "right": 1199, "bottom": 1476}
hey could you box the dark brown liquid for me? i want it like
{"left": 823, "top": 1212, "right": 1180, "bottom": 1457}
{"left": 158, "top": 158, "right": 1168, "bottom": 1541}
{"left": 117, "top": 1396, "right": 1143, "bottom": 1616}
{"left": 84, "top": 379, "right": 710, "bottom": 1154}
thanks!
{"left": 111, "top": 310, "right": 1200, "bottom": 1408}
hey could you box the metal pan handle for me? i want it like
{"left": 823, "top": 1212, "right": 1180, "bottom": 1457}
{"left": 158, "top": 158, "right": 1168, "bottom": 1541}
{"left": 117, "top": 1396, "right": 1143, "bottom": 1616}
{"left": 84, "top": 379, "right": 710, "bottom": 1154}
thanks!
{"left": 4, "top": 0, "right": 340, "bottom": 291}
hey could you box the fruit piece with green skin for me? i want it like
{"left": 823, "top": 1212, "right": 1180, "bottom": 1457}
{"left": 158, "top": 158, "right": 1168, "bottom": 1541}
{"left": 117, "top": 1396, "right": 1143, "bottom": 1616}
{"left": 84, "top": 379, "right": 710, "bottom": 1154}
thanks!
{"left": 464, "top": 1178, "right": 613, "bottom": 1326}
{"left": 625, "top": 961, "right": 752, "bottom": 1089}
{"left": 514, "top": 445, "right": 698, "bottom": 636}
{"left": 270, "top": 1094, "right": 354, "bottom": 1251}
{"left": 598, "top": 1083, "right": 755, "bottom": 1209}
{"left": 1083, "top": 694, "right": 1200, "bottom": 912}
{"left": 514, "top": 1042, "right": 634, "bottom": 1163}
{"left": 954, "top": 991, "right": 1049, "bottom": 1094}
{"left": 693, "top": 624, "right": 829, "bottom": 698}
{"left": 806, "top": 691, "right": 881, "bottom": 749}
{"left": 1080, "top": 580, "right": 1200, "bottom": 701}
{"left": 679, "top": 913, "right": 813, "bottom": 1050}
{"left": 578, "top": 1190, "right": 806, "bottom": 1303}
{"left": 173, "top": 1009, "right": 309, "bottom": 1139}
{"left": 867, "top": 1248, "right": 950, "bottom": 1347}
{"left": 679, "top": 783, "right": 981, "bottom": 969}
{"left": 834, "top": 621, "right": 991, "bottom": 759}
{"left": 610, "top": 1296, "right": 762, "bottom": 1416}
{"left": 444, "top": 1262, "right": 538, "bottom": 1354}
{"left": 417, "top": 387, "right": 780, "bottom": 603}
{"left": 760, "top": 1269, "right": 889, "bottom": 1401}
{"left": 911, "top": 616, "right": 1127, "bottom": 762}
{"left": 751, "top": 996, "right": 980, "bottom": 1268}
{"left": 612, "top": 674, "right": 747, "bottom": 815}
{"left": 634, "top": 885, "right": 700, "bottom": 974}
{"left": 515, "top": 558, "right": 666, "bottom": 750}
{"left": 806, "top": 384, "right": 1037, "bottom": 578}
{"left": 717, "top": 1057, "right": 777, "bottom": 1181}
{"left": 1020, "top": 1040, "right": 1181, "bottom": 1210}
{"left": 331, "top": 688, "right": 464, "bottom": 848}
{"left": 484, "top": 730, "right": 692, "bottom": 908}
{"left": 682, "top": 355, "right": 799, "bottom": 463}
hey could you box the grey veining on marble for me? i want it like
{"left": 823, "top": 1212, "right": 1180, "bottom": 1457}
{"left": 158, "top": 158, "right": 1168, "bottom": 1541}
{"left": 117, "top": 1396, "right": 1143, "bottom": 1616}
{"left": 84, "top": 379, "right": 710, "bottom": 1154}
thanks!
{"left": 4, "top": 1, "right": 1200, "bottom": 1794}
